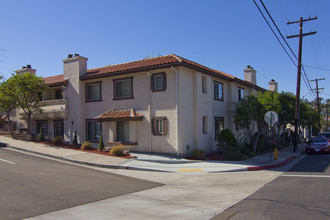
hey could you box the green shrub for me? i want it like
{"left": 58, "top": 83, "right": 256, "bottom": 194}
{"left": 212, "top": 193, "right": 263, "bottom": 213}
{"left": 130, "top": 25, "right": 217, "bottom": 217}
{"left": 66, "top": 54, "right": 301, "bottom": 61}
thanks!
{"left": 224, "top": 146, "right": 242, "bottom": 160}
{"left": 38, "top": 128, "right": 45, "bottom": 141}
{"left": 192, "top": 149, "right": 205, "bottom": 160}
{"left": 51, "top": 136, "right": 63, "bottom": 146}
{"left": 240, "top": 146, "right": 255, "bottom": 158}
{"left": 217, "top": 129, "right": 238, "bottom": 154}
{"left": 81, "top": 141, "right": 92, "bottom": 150}
{"left": 256, "top": 137, "right": 267, "bottom": 153}
{"left": 98, "top": 134, "right": 105, "bottom": 152}
{"left": 110, "top": 145, "right": 124, "bottom": 156}
{"left": 72, "top": 130, "right": 78, "bottom": 148}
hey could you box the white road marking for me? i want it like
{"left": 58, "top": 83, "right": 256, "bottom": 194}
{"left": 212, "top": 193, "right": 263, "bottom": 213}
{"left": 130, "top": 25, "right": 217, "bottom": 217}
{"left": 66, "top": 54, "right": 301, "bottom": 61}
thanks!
{"left": 282, "top": 174, "right": 330, "bottom": 178}
{"left": 0, "top": 158, "right": 16, "bottom": 165}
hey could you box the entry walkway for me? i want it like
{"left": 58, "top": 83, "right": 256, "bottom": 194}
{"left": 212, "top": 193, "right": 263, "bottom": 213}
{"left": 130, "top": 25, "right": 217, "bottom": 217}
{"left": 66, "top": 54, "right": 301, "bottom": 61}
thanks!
{"left": 0, "top": 135, "right": 305, "bottom": 173}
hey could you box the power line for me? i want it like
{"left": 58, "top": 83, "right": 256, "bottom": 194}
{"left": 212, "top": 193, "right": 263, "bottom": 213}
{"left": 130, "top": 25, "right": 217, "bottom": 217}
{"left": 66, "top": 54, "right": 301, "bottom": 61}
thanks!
{"left": 303, "top": 65, "right": 330, "bottom": 72}
{"left": 259, "top": 0, "right": 316, "bottom": 98}
{"left": 302, "top": 66, "right": 316, "bottom": 98}
{"left": 253, "top": 0, "right": 316, "bottom": 98}
{"left": 252, "top": 0, "right": 297, "bottom": 66}
{"left": 260, "top": 0, "right": 298, "bottom": 60}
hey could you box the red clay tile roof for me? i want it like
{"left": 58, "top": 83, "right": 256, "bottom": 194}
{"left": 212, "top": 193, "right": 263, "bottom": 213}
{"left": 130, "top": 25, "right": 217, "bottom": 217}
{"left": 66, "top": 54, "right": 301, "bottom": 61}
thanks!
{"left": 81, "top": 54, "right": 266, "bottom": 91}
{"left": 94, "top": 109, "right": 143, "bottom": 121}
{"left": 82, "top": 54, "right": 235, "bottom": 80}
{"left": 43, "top": 74, "right": 67, "bottom": 87}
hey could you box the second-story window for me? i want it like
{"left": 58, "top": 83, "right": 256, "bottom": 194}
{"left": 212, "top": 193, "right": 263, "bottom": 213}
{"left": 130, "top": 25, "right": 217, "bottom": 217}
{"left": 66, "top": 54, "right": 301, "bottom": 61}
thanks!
{"left": 55, "top": 89, "right": 63, "bottom": 99}
{"left": 151, "top": 73, "right": 166, "bottom": 92}
{"left": 203, "top": 116, "right": 208, "bottom": 134}
{"left": 202, "top": 75, "right": 207, "bottom": 94}
{"left": 86, "top": 82, "right": 101, "bottom": 102}
{"left": 214, "top": 81, "right": 223, "bottom": 101}
{"left": 238, "top": 87, "right": 244, "bottom": 101}
{"left": 114, "top": 77, "right": 133, "bottom": 99}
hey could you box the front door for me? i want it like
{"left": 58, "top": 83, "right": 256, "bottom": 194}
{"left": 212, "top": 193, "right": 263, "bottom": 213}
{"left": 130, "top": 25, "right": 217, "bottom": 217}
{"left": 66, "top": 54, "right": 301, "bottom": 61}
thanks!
{"left": 54, "top": 120, "right": 64, "bottom": 138}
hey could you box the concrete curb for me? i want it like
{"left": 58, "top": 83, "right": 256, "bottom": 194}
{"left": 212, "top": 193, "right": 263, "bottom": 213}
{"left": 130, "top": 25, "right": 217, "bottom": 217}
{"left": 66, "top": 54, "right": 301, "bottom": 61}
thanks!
{"left": 5, "top": 145, "right": 174, "bottom": 173}
{"left": 208, "top": 155, "right": 297, "bottom": 173}
{"left": 3, "top": 144, "right": 299, "bottom": 173}
{"left": 247, "top": 155, "right": 296, "bottom": 171}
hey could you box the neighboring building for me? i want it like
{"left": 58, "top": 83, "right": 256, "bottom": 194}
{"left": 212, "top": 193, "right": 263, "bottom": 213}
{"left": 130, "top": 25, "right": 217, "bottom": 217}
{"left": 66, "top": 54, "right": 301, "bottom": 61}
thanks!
{"left": 11, "top": 54, "right": 270, "bottom": 156}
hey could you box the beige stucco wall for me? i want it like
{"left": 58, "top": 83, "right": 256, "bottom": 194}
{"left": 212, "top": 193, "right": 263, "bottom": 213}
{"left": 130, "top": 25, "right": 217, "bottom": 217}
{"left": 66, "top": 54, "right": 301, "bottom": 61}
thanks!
{"left": 63, "top": 56, "right": 88, "bottom": 143}
{"left": 82, "top": 68, "right": 177, "bottom": 154}
{"left": 12, "top": 55, "right": 264, "bottom": 156}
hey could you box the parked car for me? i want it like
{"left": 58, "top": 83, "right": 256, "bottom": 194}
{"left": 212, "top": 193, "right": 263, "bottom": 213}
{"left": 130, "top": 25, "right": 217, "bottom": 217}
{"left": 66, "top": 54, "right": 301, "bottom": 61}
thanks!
{"left": 305, "top": 135, "right": 329, "bottom": 154}
{"left": 319, "top": 132, "right": 330, "bottom": 143}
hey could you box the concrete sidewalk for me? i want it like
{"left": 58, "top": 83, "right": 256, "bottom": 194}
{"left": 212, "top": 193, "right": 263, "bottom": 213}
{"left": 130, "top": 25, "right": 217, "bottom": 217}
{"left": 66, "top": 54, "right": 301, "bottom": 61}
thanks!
{"left": 0, "top": 135, "right": 305, "bottom": 173}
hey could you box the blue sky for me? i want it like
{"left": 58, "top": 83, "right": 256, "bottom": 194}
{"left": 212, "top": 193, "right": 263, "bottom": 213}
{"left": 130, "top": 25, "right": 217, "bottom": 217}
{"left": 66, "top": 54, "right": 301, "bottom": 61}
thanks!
{"left": 0, "top": 0, "right": 329, "bottom": 101}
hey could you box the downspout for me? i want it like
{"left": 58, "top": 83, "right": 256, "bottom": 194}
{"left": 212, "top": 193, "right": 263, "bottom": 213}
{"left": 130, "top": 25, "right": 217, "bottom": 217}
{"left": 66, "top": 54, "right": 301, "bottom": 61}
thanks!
{"left": 171, "top": 66, "right": 180, "bottom": 157}
{"left": 147, "top": 72, "right": 152, "bottom": 152}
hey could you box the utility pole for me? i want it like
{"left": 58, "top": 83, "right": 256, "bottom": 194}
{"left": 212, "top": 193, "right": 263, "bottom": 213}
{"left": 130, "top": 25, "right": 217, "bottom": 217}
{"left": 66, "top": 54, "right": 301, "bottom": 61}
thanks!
{"left": 287, "top": 16, "right": 317, "bottom": 153}
{"left": 327, "top": 100, "right": 329, "bottom": 131}
{"left": 310, "top": 78, "right": 325, "bottom": 130}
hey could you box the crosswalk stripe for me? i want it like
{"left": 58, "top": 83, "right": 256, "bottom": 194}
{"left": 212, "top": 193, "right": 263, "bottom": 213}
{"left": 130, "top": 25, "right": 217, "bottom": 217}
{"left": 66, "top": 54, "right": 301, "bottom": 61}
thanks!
{"left": 178, "top": 168, "right": 204, "bottom": 172}
{"left": 0, "top": 158, "right": 16, "bottom": 165}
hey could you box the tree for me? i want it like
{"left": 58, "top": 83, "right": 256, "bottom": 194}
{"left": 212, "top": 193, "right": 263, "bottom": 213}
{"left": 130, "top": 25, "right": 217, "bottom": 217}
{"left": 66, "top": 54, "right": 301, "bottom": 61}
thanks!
{"left": 235, "top": 91, "right": 282, "bottom": 152}
{"left": 278, "top": 92, "right": 296, "bottom": 144}
{"left": 11, "top": 72, "right": 48, "bottom": 132}
{"left": 72, "top": 130, "right": 78, "bottom": 148}
{"left": 234, "top": 94, "right": 265, "bottom": 152}
{"left": 300, "top": 101, "right": 319, "bottom": 135}
{"left": 0, "top": 77, "right": 18, "bottom": 131}
{"left": 98, "top": 133, "right": 105, "bottom": 152}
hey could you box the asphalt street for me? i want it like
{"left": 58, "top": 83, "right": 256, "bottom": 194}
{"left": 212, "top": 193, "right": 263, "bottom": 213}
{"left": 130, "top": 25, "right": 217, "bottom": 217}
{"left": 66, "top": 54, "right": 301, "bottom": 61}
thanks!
{"left": 212, "top": 153, "right": 330, "bottom": 220}
{"left": 0, "top": 148, "right": 162, "bottom": 220}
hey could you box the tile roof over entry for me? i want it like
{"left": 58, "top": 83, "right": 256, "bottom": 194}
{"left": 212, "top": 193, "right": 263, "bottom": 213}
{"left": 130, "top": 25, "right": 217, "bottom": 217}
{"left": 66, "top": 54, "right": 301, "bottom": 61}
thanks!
{"left": 94, "top": 109, "right": 143, "bottom": 121}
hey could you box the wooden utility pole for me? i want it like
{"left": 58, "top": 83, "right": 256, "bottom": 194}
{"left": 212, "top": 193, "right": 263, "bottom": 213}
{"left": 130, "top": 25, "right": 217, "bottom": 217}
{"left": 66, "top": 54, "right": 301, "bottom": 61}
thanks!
{"left": 287, "top": 16, "right": 317, "bottom": 153}
{"left": 310, "top": 78, "right": 325, "bottom": 130}
{"left": 327, "top": 100, "right": 329, "bottom": 130}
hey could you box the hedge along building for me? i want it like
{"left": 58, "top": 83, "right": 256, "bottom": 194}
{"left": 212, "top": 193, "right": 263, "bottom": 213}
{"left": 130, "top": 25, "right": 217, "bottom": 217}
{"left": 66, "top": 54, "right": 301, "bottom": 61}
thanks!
{"left": 14, "top": 54, "right": 276, "bottom": 156}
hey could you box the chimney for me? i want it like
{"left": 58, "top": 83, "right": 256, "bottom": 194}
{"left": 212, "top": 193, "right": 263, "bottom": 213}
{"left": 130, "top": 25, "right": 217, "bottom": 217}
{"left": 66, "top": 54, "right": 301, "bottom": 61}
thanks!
{"left": 15, "top": 64, "right": 36, "bottom": 75}
{"left": 63, "top": 53, "right": 88, "bottom": 79}
{"left": 269, "top": 79, "right": 278, "bottom": 93}
{"left": 244, "top": 65, "right": 257, "bottom": 85}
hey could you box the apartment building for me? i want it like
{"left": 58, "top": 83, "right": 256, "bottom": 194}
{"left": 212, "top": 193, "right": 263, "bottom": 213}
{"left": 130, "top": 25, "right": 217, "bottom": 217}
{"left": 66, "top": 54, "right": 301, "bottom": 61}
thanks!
{"left": 13, "top": 54, "right": 274, "bottom": 156}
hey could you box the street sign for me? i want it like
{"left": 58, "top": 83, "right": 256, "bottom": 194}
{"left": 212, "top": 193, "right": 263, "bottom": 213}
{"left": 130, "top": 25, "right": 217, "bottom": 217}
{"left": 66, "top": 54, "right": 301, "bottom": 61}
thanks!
{"left": 264, "top": 111, "right": 278, "bottom": 127}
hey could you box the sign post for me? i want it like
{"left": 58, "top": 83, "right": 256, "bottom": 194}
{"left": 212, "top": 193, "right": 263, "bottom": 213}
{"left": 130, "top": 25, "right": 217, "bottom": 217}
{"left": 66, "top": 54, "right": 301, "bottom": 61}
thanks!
{"left": 264, "top": 111, "right": 279, "bottom": 163}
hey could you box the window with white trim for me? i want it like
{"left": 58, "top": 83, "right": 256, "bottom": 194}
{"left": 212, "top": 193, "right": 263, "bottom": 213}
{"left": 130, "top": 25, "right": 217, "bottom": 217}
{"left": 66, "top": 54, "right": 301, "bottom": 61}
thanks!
{"left": 214, "top": 81, "right": 223, "bottom": 101}
{"left": 202, "top": 75, "right": 207, "bottom": 94}
{"left": 87, "top": 120, "right": 101, "bottom": 142}
{"left": 117, "top": 121, "right": 130, "bottom": 142}
{"left": 203, "top": 116, "right": 208, "bottom": 134}
{"left": 151, "top": 73, "right": 167, "bottom": 92}
{"left": 152, "top": 117, "right": 168, "bottom": 135}
{"left": 86, "top": 82, "right": 101, "bottom": 102}
{"left": 238, "top": 87, "right": 244, "bottom": 101}
{"left": 215, "top": 117, "right": 224, "bottom": 140}
{"left": 114, "top": 78, "right": 133, "bottom": 99}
